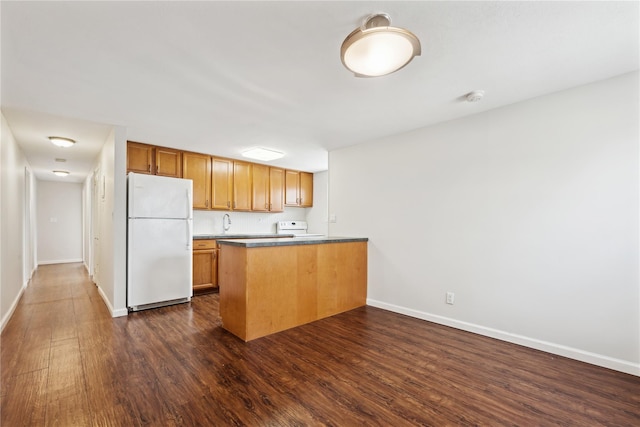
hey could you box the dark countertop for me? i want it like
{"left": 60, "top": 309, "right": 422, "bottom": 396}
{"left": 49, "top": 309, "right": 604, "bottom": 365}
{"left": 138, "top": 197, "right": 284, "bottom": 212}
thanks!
{"left": 193, "top": 233, "right": 293, "bottom": 240}
{"left": 217, "top": 236, "right": 368, "bottom": 248}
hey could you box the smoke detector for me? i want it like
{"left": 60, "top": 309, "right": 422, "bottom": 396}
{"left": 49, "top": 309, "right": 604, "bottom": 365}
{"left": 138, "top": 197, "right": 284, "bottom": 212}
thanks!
{"left": 466, "top": 90, "right": 485, "bottom": 102}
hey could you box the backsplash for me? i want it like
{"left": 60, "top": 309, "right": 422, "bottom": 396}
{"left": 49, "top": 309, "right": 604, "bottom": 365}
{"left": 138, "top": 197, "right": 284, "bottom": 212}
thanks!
{"left": 193, "top": 208, "right": 309, "bottom": 235}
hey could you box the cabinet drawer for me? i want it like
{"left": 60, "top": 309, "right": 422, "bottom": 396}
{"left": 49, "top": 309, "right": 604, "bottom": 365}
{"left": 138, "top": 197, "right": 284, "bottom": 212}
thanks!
{"left": 193, "top": 239, "right": 217, "bottom": 249}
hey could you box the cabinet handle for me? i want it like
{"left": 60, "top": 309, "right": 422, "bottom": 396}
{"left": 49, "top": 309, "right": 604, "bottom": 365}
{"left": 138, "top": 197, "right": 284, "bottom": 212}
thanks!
{"left": 156, "top": 165, "right": 159, "bottom": 174}
{"left": 233, "top": 201, "right": 236, "bottom": 209}
{"left": 147, "top": 164, "right": 151, "bottom": 172}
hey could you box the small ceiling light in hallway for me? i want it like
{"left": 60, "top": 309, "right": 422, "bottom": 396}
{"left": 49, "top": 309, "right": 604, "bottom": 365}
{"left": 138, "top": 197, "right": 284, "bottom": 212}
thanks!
{"left": 53, "top": 170, "right": 70, "bottom": 177}
{"left": 49, "top": 136, "right": 76, "bottom": 148}
{"left": 341, "top": 13, "right": 421, "bottom": 77}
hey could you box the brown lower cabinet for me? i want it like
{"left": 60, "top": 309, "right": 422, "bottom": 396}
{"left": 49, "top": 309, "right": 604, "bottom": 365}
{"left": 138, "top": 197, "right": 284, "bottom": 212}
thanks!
{"left": 192, "top": 239, "right": 218, "bottom": 293}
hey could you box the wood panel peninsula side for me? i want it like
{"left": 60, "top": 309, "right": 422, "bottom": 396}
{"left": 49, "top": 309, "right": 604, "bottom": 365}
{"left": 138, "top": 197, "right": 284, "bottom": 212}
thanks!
{"left": 218, "top": 237, "right": 368, "bottom": 341}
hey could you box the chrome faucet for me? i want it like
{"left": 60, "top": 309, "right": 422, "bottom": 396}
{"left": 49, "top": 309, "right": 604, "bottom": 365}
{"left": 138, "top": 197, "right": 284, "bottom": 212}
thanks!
{"left": 222, "top": 213, "right": 231, "bottom": 232}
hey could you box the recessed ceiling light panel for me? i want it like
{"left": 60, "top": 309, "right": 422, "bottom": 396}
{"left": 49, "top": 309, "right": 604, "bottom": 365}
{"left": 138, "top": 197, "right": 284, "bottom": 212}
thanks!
{"left": 49, "top": 136, "right": 76, "bottom": 148}
{"left": 241, "top": 147, "right": 285, "bottom": 162}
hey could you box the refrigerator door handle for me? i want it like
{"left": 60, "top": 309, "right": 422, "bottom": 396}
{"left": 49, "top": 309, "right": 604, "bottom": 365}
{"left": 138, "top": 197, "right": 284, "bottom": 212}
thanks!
{"left": 186, "top": 188, "right": 192, "bottom": 218}
{"left": 187, "top": 220, "right": 192, "bottom": 250}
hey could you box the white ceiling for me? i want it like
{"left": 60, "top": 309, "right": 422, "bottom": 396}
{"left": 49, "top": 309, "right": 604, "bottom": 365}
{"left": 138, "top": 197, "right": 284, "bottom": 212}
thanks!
{"left": 2, "top": 1, "right": 638, "bottom": 183}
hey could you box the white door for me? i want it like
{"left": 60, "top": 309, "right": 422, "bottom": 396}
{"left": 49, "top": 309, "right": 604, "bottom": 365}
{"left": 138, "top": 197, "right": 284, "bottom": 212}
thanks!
{"left": 127, "top": 218, "right": 192, "bottom": 307}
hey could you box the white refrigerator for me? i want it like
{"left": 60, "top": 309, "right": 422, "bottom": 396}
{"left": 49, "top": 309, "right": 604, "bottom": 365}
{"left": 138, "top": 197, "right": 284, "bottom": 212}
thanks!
{"left": 127, "top": 172, "right": 193, "bottom": 311}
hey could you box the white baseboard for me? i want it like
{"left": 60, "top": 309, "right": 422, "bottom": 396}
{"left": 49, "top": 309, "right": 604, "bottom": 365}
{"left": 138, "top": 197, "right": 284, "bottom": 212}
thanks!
{"left": 38, "top": 258, "right": 83, "bottom": 265}
{"left": 1, "top": 285, "right": 25, "bottom": 333}
{"left": 96, "top": 285, "right": 128, "bottom": 318}
{"left": 112, "top": 307, "right": 128, "bottom": 317}
{"left": 367, "top": 298, "right": 639, "bottom": 377}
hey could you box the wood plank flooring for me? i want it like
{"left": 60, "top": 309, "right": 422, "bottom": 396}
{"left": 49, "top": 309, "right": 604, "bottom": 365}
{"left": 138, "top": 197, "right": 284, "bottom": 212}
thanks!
{"left": 2, "top": 263, "right": 639, "bottom": 426}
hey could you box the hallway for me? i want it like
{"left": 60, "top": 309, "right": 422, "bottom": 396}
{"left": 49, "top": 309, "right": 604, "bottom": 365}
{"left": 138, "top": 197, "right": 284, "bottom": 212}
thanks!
{"left": 1, "top": 263, "right": 225, "bottom": 425}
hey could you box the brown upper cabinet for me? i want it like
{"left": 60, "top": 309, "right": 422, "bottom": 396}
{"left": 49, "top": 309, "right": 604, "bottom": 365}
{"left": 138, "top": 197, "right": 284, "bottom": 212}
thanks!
{"left": 285, "top": 170, "right": 300, "bottom": 206}
{"left": 127, "top": 141, "right": 182, "bottom": 178}
{"left": 299, "top": 172, "right": 313, "bottom": 207}
{"left": 252, "top": 165, "right": 285, "bottom": 212}
{"left": 269, "top": 167, "right": 285, "bottom": 212}
{"left": 252, "top": 164, "right": 270, "bottom": 212}
{"left": 285, "top": 170, "right": 313, "bottom": 207}
{"left": 212, "top": 158, "right": 233, "bottom": 210}
{"left": 182, "top": 152, "right": 211, "bottom": 209}
{"left": 127, "top": 141, "right": 154, "bottom": 174}
{"left": 155, "top": 147, "right": 182, "bottom": 177}
{"left": 128, "top": 141, "right": 312, "bottom": 210}
{"left": 233, "top": 161, "right": 252, "bottom": 211}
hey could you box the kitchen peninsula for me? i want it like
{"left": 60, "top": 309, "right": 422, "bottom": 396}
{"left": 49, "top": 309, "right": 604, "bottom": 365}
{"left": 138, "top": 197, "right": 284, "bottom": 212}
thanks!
{"left": 218, "top": 237, "right": 368, "bottom": 341}
{"left": 192, "top": 234, "right": 294, "bottom": 293}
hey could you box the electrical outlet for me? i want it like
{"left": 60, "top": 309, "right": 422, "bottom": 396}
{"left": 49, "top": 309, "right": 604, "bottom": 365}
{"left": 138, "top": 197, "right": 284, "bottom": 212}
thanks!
{"left": 446, "top": 292, "right": 455, "bottom": 305}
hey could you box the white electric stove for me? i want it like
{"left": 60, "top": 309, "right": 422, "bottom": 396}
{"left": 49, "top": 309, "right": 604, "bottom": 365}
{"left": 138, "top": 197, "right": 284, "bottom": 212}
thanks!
{"left": 276, "top": 221, "right": 325, "bottom": 237}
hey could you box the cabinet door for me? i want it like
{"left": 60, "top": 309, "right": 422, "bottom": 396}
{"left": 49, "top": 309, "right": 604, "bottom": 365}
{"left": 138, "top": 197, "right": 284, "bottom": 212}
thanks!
{"left": 252, "top": 164, "right": 269, "bottom": 212}
{"left": 155, "top": 147, "right": 182, "bottom": 178}
{"left": 182, "top": 152, "right": 211, "bottom": 209}
{"left": 299, "top": 172, "right": 313, "bottom": 207}
{"left": 269, "top": 167, "right": 285, "bottom": 212}
{"left": 211, "top": 248, "right": 219, "bottom": 288}
{"left": 127, "top": 141, "right": 154, "bottom": 174}
{"left": 193, "top": 249, "right": 215, "bottom": 291}
{"left": 284, "top": 170, "right": 300, "bottom": 206}
{"left": 233, "top": 161, "right": 252, "bottom": 211}
{"left": 212, "top": 158, "right": 233, "bottom": 210}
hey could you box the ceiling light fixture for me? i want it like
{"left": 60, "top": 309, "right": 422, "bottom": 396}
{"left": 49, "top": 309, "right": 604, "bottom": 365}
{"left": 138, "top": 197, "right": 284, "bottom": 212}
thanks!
{"left": 49, "top": 136, "right": 76, "bottom": 148}
{"left": 53, "top": 170, "right": 70, "bottom": 177}
{"left": 341, "top": 13, "right": 421, "bottom": 77}
{"left": 241, "top": 147, "right": 285, "bottom": 162}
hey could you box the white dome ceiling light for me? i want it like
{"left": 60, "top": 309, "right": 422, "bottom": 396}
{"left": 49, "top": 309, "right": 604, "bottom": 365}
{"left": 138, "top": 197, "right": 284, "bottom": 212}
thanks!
{"left": 341, "top": 13, "right": 421, "bottom": 77}
{"left": 49, "top": 136, "right": 76, "bottom": 148}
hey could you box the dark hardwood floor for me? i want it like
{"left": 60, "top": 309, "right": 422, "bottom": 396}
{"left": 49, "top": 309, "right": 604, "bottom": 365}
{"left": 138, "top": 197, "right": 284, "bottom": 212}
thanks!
{"left": 2, "top": 263, "right": 639, "bottom": 426}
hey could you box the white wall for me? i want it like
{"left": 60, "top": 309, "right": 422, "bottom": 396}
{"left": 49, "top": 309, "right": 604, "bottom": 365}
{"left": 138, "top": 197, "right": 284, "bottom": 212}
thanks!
{"left": 24, "top": 168, "right": 36, "bottom": 285}
{"left": 306, "top": 170, "right": 329, "bottom": 235}
{"left": 91, "top": 126, "right": 128, "bottom": 317}
{"left": 329, "top": 72, "right": 639, "bottom": 375}
{"left": 36, "top": 180, "right": 83, "bottom": 264}
{"left": 0, "top": 112, "right": 33, "bottom": 330}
